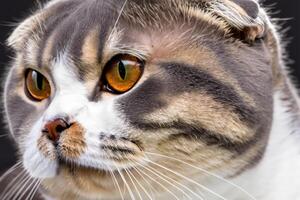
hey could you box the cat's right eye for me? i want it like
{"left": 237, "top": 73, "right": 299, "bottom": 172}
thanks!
{"left": 25, "top": 69, "right": 51, "bottom": 101}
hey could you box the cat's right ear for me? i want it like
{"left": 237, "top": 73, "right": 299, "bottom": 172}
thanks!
{"left": 208, "top": 0, "right": 268, "bottom": 43}
{"left": 7, "top": 12, "right": 43, "bottom": 51}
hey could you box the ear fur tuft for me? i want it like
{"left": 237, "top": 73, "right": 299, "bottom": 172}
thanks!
{"left": 209, "top": 0, "right": 267, "bottom": 42}
{"left": 7, "top": 11, "right": 44, "bottom": 51}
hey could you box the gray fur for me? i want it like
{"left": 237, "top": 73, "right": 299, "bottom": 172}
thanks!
{"left": 1, "top": 0, "right": 299, "bottom": 199}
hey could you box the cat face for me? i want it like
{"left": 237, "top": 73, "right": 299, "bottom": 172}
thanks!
{"left": 4, "top": 0, "right": 275, "bottom": 198}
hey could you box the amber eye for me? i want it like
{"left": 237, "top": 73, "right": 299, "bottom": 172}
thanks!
{"left": 103, "top": 54, "right": 144, "bottom": 93}
{"left": 25, "top": 69, "right": 51, "bottom": 101}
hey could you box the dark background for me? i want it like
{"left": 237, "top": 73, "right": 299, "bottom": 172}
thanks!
{"left": 0, "top": 1, "right": 299, "bottom": 173}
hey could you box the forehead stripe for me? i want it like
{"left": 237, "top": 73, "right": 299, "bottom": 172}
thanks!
{"left": 36, "top": 0, "right": 123, "bottom": 80}
{"left": 80, "top": 28, "right": 100, "bottom": 67}
{"left": 37, "top": 0, "right": 82, "bottom": 68}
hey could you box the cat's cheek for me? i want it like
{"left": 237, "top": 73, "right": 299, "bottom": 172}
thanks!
{"left": 22, "top": 118, "right": 58, "bottom": 178}
{"left": 23, "top": 148, "right": 58, "bottom": 179}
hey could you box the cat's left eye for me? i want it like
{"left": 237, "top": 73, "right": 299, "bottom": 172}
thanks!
{"left": 25, "top": 69, "right": 51, "bottom": 101}
{"left": 103, "top": 54, "right": 144, "bottom": 94}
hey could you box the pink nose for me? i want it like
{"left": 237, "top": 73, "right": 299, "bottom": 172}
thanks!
{"left": 43, "top": 119, "right": 69, "bottom": 142}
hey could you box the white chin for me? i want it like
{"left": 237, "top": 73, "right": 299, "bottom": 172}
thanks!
{"left": 23, "top": 149, "right": 58, "bottom": 179}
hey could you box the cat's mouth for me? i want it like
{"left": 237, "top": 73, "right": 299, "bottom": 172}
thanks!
{"left": 34, "top": 126, "right": 146, "bottom": 180}
{"left": 52, "top": 146, "right": 144, "bottom": 177}
{"left": 56, "top": 156, "right": 141, "bottom": 185}
{"left": 56, "top": 148, "right": 143, "bottom": 172}
{"left": 58, "top": 158, "right": 108, "bottom": 175}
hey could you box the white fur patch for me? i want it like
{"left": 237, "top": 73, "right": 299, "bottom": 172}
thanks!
{"left": 23, "top": 118, "right": 58, "bottom": 178}
{"left": 23, "top": 53, "right": 128, "bottom": 178}
{"left": 202, "top": 91, "right": 300, "bottom": 199}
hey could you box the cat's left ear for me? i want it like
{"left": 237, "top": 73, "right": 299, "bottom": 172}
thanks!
{"left": 210, "top": 0, "right": 267, "bottom": 42}
{"left": 7, "top": 12, "right": 44, "bottom": 51}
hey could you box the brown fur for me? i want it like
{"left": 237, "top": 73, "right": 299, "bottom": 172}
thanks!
{"left": 2, "top": 0, "right": 289, "bottom": 199}
{"left": 59, "top": 123, "right": 86, "bottom": 159}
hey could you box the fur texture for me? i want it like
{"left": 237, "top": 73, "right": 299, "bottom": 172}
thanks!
{"left": 1, "top": 0, "right": 299, "bottom": 199}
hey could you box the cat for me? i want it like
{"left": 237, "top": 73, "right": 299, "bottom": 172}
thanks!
{"left": 1, "top": 0, "right": 299, "bottom": 199}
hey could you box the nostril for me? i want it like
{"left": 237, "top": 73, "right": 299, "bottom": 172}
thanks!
{"left": 44, "top": 118, "right": 69, "bottom": 142}
{"left": 56, "top": 124, "right": 66, "bottom": 133}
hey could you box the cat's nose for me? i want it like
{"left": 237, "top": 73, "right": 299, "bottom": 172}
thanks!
{"left": 43, "top": 119, "right": 69, "bottom": 142}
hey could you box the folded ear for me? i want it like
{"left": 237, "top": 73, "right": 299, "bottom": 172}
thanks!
{"left": 7, "top": 10, "right": 45, "bottom": 51}
{"left": 209, "top": 0, "right": 267, "bottom": 42}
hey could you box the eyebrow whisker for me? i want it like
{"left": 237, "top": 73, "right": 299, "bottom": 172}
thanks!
{"left": 107, "top": 0, "right": 128, "bottom": 42}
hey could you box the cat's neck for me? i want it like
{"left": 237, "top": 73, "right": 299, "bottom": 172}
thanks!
{"left": 221, "top": 85, "right": 300, "bottom": 200}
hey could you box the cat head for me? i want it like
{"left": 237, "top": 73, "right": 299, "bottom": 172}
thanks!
{"left": 4, "top": 0, "right": 279, "bottom": 198}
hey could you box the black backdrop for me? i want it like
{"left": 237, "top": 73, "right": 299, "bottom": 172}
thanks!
{"left": 0, "top": 1, "right": 299, "bottom": 172}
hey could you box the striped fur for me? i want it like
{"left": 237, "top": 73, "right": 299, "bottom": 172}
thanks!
{"left": 2, "top": 0, "right": 300, "bottom": 199}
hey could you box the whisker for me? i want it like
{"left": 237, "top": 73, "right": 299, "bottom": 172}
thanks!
{"left": 11, "top": 174, "right": 35, "bottom": 200}
{"left": 132, "top": 166, "right": 156, "bottom": 199}
{"left": 0, "top": 168, "right": 28, "bottom": 199}
{"left": 143, "top": 157, "right": 227, "bottom": 200}
{"left": 143, "top": 162, "right": 205, "bottom": 200}
{"left": 0, "top": 161, "right": 22, "bottom": 182}
{"left": 133, "top": 165, "right": 181, "bottom": 200}
{"left": 135, "top": 161, "right": 194, "bottom": 200}
{"left": 15, "top": 178, "right": 38, "bottom": 200}
{"left": 122, "top": 172, "right": 126, "bottom": 197}
{"left": 28, "top": 180, "right": 41, "bottom": 200}
{"left": 127, "top": 168, "right": 154, "bottom": 200}
{"left": 2, "top": 173, "right": 31, "bottom": 200}
{"left": 105, "top": 163, "right": 125, "bottom": 200}
{"left": 107, "top": 0, "right": 128, "bottom": 41}
{"left": 146, "top": 152, "right": 256, "bottom": 200}
{"left": 113, "top": 162, "right": 136, "bottom": 200}
{"left": 0, "top": 134, "right": 9, "bottom": 138}
{"left": 125, "top": 168, "right": 143, "bottom": 200}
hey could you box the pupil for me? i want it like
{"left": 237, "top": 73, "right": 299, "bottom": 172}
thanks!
{"left": 35, "top": 73, "right": 44, "bottom": 90}
{"left": 118, "top": 61, "right": 126, "bottom": 80}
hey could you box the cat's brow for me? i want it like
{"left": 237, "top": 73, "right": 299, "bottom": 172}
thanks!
{"left": 33, "top": 0, "right": 126, "bottom": 71}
